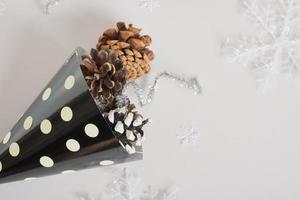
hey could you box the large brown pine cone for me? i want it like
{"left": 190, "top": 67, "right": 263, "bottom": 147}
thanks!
{"left": 81, "top": 48, "right": 128, "bottom": 109}
{"left": 104, "top": 102, "right": 148, "bottom": 154}
{"left": 96, "top": 22, "right": 155, "bottom": 80}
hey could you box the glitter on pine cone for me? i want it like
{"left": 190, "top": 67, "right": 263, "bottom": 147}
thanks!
{"left": 81, "top": 48, "right": 128, "bottom": 110}
{"left": 96, "top": 22, "right": 155, "bottom": 80}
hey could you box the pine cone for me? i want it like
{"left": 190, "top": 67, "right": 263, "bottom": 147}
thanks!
{"left": 96, "top": 22, "right": 155, "bottom": 80}
{"left": 81, "top": 48, "right": 128, "bottom": 109}
{"left": 104, "top": 102, "right": 148, "bottom": 154}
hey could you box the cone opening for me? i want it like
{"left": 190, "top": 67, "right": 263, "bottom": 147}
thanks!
{"left": 74, "top": 47, "right": 142, "bottom": 155}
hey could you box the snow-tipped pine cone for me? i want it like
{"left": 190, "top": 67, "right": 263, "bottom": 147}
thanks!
{"left": 81, "top": 48, "right": 128, "bottom": 109}
{"left": 96, "top": 22, "right": 155, "bottom": 80}
{"left": 104, "top": 102, "right": 148, "bottom": 154}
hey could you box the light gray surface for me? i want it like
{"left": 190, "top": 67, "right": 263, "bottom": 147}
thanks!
{"left": 1, "top": 0, "right": 300, "bottom": 199}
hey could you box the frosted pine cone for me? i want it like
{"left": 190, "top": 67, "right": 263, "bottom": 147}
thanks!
{"left": 96, "top": 22, "right": 155, "bottom": 80}
{"left": 81, "top": 48, "right": 127, "bottom": 109}
{"left": 104, "top": 102, "right": 148, "bottom": 154}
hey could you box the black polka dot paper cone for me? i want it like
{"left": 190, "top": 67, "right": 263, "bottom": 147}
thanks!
{"left": 0, "top": 47, "right": 142, "bottom": 184}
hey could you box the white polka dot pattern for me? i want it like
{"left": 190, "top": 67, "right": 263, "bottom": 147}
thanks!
{"left": 84, "top": 124, "right": 99, "bottom": 138}
{"left": 64, "top": 75, "right": 75, "bottom": 90}
{"left": 9, "top": 142, "right": 20, "bottom": 157}
{"left": 42, "top": 88, "right": 52, "bottom": 101}
{"left": 23, "top": 116, "right": 33, "bottom": 130}
{"left": 66, "top": 139, "right": 80, "bottom": 152}
{"left": 60, "top": 106, "right": 73, "bottom": 122}
{"left": 3, "top": 131, "right": 11, "bottom": 144}
{"left": 40, "top": 119, "right": 52, "bottom": 134}
{"left": 40, "top": 156, "right": 54, "bottom": 168}
{"left": 99, "top": 160, "right": 114, "bottom": 166}
{"left": 0, "top": 68, "right": 129, "bottom": 179}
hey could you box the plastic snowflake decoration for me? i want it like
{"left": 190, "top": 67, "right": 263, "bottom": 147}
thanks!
{"left": 42, "top": 0, "right": 60, "bottom": 14}
{"left": 107, "top": 168, "right": 143, "bottom": 200}
{"left": 221, "top": 0, "right": 300, "bottom": 91}
{"left": 139, "top": 0, "right": 160, "bottom": 12}
{"left": 75, "top": 192, "right": 98, "bottom": 200}
{"left": 141, "top": 186, "right": 177, "bottom": 200}
{"left": 106, "top": 169, "right": 177, "bottom": 200}
{"left": 75, "top": 168, "right": 177, "bottom": 200}
{"left": 176, "top": 126, "right": 201, "bottom": 146}
{"left": 0, "top": 0, "right": 6, "bottom": 16}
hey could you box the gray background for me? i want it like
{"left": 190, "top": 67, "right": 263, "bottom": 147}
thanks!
{"left": 1, "top": 0, "right": 300, "bottom": 199}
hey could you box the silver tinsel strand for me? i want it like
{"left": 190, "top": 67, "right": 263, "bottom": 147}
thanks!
{"left": 115, "top": 95, "right": 130, "bottom": 108}
{"left": 126, "top": 72, "right": 202, "bottom": 107}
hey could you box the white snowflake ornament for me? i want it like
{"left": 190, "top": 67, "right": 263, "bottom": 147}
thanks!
{"left": 221, "top": 0, "right": 300, "bottom": 91}
{"left": 139, "top": 0, "right": 160, "bottom": 12}
{"left": 75, "top": 168, "right": 178, "bottom": 200}
{"left": 107, "top": 168, "right": 143, "bottom": 200}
